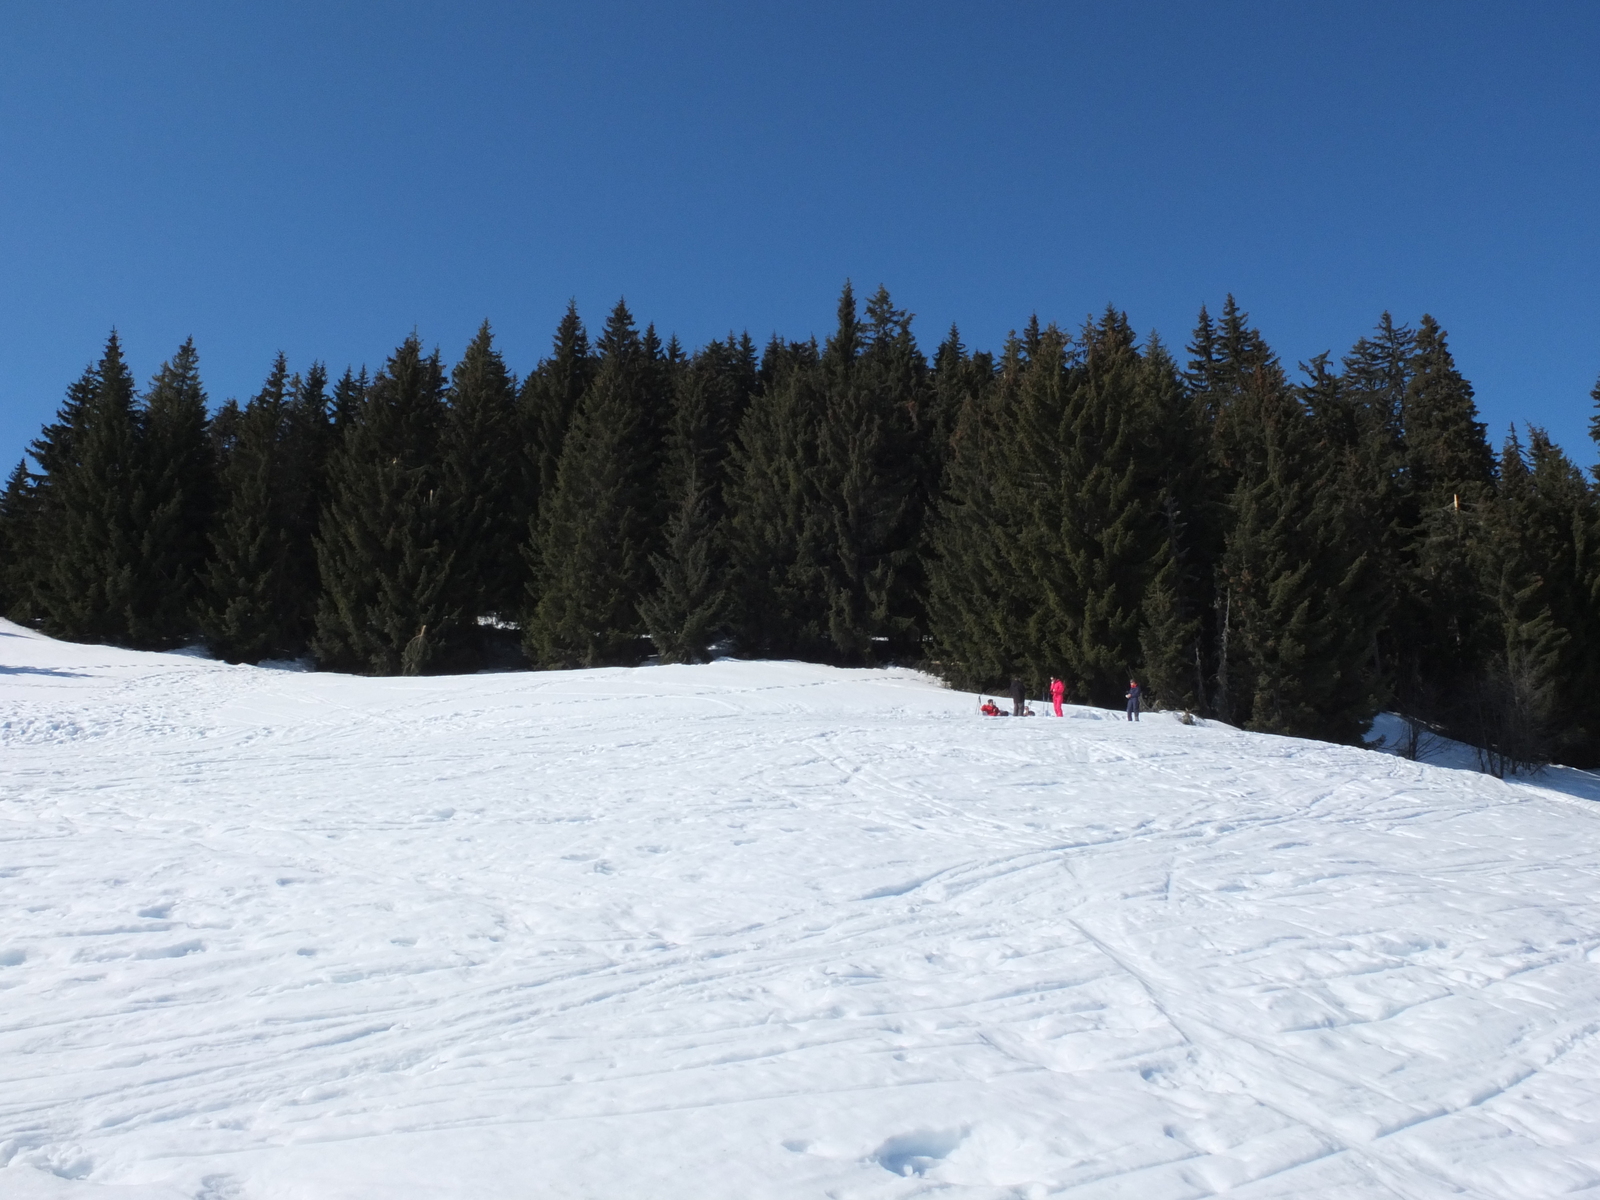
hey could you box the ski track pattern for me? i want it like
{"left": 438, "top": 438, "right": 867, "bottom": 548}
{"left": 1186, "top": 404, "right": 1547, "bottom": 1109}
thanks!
{"left": 3, "top": 624, "right": 1600, "bottom": 1198}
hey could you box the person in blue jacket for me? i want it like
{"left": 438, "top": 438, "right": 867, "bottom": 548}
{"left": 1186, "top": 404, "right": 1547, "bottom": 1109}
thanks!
{"left": 1125, "top": 679, "right": 1141, "bottom": 721}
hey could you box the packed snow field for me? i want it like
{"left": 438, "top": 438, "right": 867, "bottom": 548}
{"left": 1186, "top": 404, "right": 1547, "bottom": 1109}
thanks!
{"left": 4, "top": 622, "right": 1600, "bottom": 1199}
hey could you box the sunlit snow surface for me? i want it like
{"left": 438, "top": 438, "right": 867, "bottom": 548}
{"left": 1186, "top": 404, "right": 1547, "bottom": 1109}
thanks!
{"left": 4, "top": 619, "right": 1600, "bottom": 1199}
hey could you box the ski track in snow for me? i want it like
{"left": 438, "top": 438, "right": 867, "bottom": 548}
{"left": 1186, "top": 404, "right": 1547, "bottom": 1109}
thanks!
{"left": 3, "top": 620, "right": 1600, "bottom": 1198}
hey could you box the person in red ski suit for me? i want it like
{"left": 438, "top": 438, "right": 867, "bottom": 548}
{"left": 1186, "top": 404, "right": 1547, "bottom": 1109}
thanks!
{"left": 1050, "top": 676, "right": 1065, "bottom": 717}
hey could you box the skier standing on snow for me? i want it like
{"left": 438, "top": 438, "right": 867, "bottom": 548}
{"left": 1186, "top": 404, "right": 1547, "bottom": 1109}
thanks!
{"left": 1125, "top": 679, "right": 1141, "bottom": 722}
{"left": 1010, "top": 676, "right": 1026, "bottom": 717}
{"left": 1050, "top": 676, "right": 1065, "bottom": 717}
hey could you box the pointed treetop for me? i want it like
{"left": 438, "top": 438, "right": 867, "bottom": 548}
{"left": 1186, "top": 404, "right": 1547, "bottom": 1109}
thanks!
{"left": 824, "top": 280, "right": 861, "bottom": 364}
{"left": 1500, "top": 424, "right": 1527, "bottom": 488}
{"left": 453, "top": 320, "right": 512, "bottom": 388}
{"left": 293, "top": 361, "right": 329, "bottom": 412}
{"left": 1021, "top": 314, "right": 1043, "bottom": 362}
{"left": 642, "top": 322, "right": 664, "bottom": 362}
{"left": 1084, "top": 306, "right": 1136, "bottom": 365}
{"left": 96, "top": 329, "right": 137, "bottom": 405}
{"left": 863, "top": 284, "right": 912, "bottom": 349}
{"left": 1587, "top": 374, "right": 1600, "bottom": 450}
{"left": 551, "top": 301, "right": 590, "bottom": 362}
{"left": 250, "top": 352, "right": 289, "bottom": 410}
{"left": 596, "top": 299, "right": 640, "bottom": 361}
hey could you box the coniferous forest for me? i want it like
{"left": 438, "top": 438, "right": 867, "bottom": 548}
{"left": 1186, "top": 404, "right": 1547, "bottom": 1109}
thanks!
{"left": 5, "top": 286, "right": 1600, "bottom": 772}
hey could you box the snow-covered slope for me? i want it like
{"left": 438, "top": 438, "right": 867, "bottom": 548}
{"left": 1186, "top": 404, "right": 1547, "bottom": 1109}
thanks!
{"left": 4, "top": 619, "right": 1600, "bottom": 1200}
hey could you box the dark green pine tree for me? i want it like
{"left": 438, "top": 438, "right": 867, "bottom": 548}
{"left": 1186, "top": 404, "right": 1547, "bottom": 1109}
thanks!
{"left": 1327, "top": 315, "right": 1414, "bottom": 699}
{"left": 441, "top": 322, "right": 524, "bottom": 626}
{"left": 1218, "top": 366, "right": 1385, "bottom": 743}
{"left": 9, "top": 362, "right": 98, "bottom": 625}
{"left": 1196, "top": 296, "right": 1281, "bottom": 486}
{"left": 313, "top": 335, "right": 460, "bottom": 675}
{"left": 1405, "top": 317, "right": 1497, "bottom": 505}
{"left": 1503, "top": 428, "right": 1600, "bottom": 765}
{"left": 520, "top": 302, "right": 595, "bottom": 529}
{"left": 130, "top": 338, "right": 215, "bottom": 647}
{"left": 1136, "top": 335, "right": 1208, "bottom": 711}
{"left": 926, "top": 325, "right": 993, "bottom": 483}
{"left": 1005, "top": 320, "right": 1091, "bottom": 698}
{"left": 1025, "top": 310, "right": 1173, "bottom": 705}
{"left": 1138, "top": 526, "right": 1200, "bottom": 711}
{"left": 809, "top": 283, "right": 924, "bottom": 662}
{"left": 1463, "top": 429, "right": 1570, "bottom": 773}
{"left": 331, "top": 366, "right": 368, "bottom": 433}
{"left": 1297, "top": 351, "right": 1395, "bottom": 723}
{"left": 279, "top": 362, "right": 334, "bottom": 644}
{"left": 924, "top": 331, "right": 1029, "bottom": 692}
{"left": 0, "top": 459, "right": 38, "bottom": 618}
{"left": 724, "top": 335, "right": 830, "bottom": 658}
{"left": 1180, "top": 298, "right": 1278, "bottom": 714}
{"left": 1589, "top": 372, "right": 1600, "bottom": 450}
{"left": 31, "top": 334, "right": 144, "bottom": 645}
{"left": 1399, "top": 315, "right": 1499, "bottom": 727}
{"left": 523, "top": 300, "right": 662, "bottom": 667}
{"left": 639, "top": 352, "right": 729, "bottom": 662}
{"left": 200, "top": 355, "right": 298, "bottom": 662}
{"left": 698, "top": 331, "right": 761, "bottom": 453}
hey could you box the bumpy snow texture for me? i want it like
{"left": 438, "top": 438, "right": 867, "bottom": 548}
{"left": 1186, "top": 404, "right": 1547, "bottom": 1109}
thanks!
{"left": 4, "top": 617, "right": 1600, "bottom": 1199}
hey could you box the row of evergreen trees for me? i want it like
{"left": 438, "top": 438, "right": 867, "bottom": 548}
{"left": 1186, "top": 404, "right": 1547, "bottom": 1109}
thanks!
{"left": 4, "top": 287, "right": 1598, "bottom": 767}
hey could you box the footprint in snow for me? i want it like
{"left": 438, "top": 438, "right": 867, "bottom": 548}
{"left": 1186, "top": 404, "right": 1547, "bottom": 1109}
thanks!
{"left": 871, "top": 1127, "right": 966, "bottom": 1177}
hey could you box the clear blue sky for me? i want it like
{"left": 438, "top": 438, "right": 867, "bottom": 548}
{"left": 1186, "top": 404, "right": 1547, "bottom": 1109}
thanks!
{"left": 2, "top": 1, "right": 1597, "bottom": 470}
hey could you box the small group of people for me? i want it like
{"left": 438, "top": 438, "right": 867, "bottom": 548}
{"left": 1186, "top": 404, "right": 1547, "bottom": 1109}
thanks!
{"left": 980, "top": 675, "right": 1143, "bottom": 721}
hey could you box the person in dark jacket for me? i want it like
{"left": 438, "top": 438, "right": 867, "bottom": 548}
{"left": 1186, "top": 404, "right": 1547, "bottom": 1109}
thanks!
{"left": 1125, "top": 679, "right": 1141, "bottom": 721}
{"left": 1010, "top": 676, "right": 1026, "bottom": 716}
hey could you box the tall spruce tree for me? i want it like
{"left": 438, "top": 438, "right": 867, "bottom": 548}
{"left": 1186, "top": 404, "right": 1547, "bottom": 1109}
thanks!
{"left": 1193, "top": 303, "right": 1385, "bottom": 738}
{"left": 523, "top": 300, "right": 662, "bottom": 667}
{"left": 1136, "top": 335, "right": 1208, "bottom": 711}
{"left": 1178, "top": 298, "right": 1271, "bottom": 714}
{"left": 1318, "top": 315, "right": 1420, "bottom": 720}
{"left": 1589, "top": 373, "right": 1600, "bottom": 452}
{"left": 639, "top": 352, "right": 728, "bottom": 661}
{"left": 1022, "top": 311, "right": 1172, "bottom": 705}
{"left": 0, "top": 460, "right": 37, "bottom": 618}
{"left": 280, "top": 362, "right": 334, "bottom": 638}
{"left": 442, "top": 322, "right": 523, "bottom": 626}
{"left": 314, "top": 335, "right": 460, "bottom": 674}
{"left": 1500, "top": 428, "right": 1600, "bottom": 764}
{"left": 924, "top": 331, "right": 1030, "bottom": 691}
{"left": 331, "top": 366, "right": 368, "bottom": 432}
{"left": 927, "top": 326, "right": 991, "bottom": 483}
{"left": 30, "top": 335, "right": 144, "bottom": 645}
{"left": 521, "top": 302, "right": 594, "bottom": 522}
{"left": 724, "top": 336, "right": 830, "bottom": 658}
{"left": 811, "top": 284, "right": 924, "bottom": 662}
{"left": 131, "top": 339, "right": 215, "bottom": 646}
{"left": 200, "top": 355, "right": 298, "bottom": 662}
{"left": 1465, "top": 430, "right": 1569, "bottom": 772}
{"left": 1218, "top": 361, "right": 1384, "bottom": 742}
{"left": 1398, "top": 315, "right": 1499, "bottom": 727}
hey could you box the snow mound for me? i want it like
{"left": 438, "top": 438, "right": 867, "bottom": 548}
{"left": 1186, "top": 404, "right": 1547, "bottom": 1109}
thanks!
{"left": 4, "top": 618, "right": 1600, "bottom": 1198}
